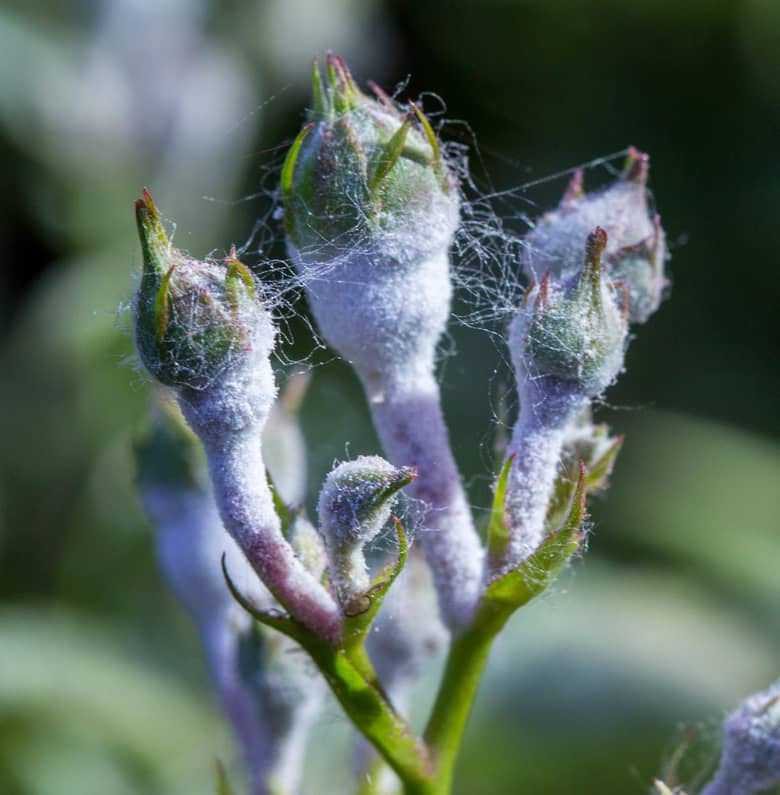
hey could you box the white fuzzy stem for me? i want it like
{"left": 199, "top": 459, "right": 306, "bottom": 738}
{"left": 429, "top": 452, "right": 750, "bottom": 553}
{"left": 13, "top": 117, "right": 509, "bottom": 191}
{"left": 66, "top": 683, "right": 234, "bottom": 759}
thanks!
{"left": 364, "top": 371, "right": 484, "bottom": 630}
{"left": 198, "top": 426, "right": 343, "bottom": 644}
{"left": 499, "top": 381, "right": 586, "bottom": 573}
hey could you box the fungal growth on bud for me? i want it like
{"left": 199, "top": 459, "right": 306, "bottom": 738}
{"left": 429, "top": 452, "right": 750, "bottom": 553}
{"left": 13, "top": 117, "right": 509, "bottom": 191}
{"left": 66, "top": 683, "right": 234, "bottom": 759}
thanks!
{"left": 134, "top": 189, "right": 272, "bottom": 392}
{"left": 282, "top": 53, "right": 457, "bottom": 265}
{"left": 135, "top": 401, "right": 326, "bottom": 795}
{"left": 522, "top": 148, "right": 668, "bottom": 324}
{"left": 282, "top": 55, "right": 484, "bottom": 630}
{"left": 511, "top": 227, "right": 628, "bottom": 411}
{"left": 701, "top": 679, "right": 780, "bottom": 795}
{"left": 496, "top": 228, "right": 628, "bottom": 572}
{"left": 544, "top": 408, "right": 623, "bottom": 530}
{"left": 133, "top": 191, "right": 342, "bottom": 645}
{"left": 317, "top": 455, "right": 416, "bottom": 612}
{"left": 281, "top": 53, "right": 460, "bottom": 390}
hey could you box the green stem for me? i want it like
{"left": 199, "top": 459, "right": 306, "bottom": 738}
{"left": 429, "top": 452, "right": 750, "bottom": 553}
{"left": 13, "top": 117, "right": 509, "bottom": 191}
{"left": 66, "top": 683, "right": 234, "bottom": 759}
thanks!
{"left": 298, "top": 634, "right": 433, "bottom": 790}
{"left": 421, "top": 628, "right": 495, "bottom": 795}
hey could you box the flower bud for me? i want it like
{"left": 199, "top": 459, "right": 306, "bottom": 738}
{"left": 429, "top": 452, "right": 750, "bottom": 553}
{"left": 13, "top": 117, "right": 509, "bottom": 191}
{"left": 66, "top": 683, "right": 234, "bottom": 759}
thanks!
{"left": 705, "top": 679, "right": 780, "bottom": 795}
{"left": 510, "top": 227, "right": 628, "bottom": 409}
{"left": 281, "top": 55, "right": 460, "bottom": 390}
{"left": 559, "top": 408, "right": 623, "bottom": 492}
{"left": 134, "top": 189, "right": 273, "bottom": 390}
{"left": 282, "top": 54, "right": 457, "bottom": 261}
{"left": 317, "top": 455, "right": 415, "bottom": 610}
{"left": 522, "top": 148, "right": 668, "bottom": 324}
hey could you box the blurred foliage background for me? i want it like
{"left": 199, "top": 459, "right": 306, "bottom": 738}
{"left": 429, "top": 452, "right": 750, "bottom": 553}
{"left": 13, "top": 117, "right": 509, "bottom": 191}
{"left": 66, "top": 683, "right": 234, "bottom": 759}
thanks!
{"left": 0, "top": 0, "right": 778, "bottom": 793}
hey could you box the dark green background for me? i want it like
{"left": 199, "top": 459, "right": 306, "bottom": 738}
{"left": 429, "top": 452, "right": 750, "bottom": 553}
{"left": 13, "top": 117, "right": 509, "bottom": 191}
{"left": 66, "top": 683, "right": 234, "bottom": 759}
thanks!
{"left": 0, "top": 1, "right": 777, "bottom": 793}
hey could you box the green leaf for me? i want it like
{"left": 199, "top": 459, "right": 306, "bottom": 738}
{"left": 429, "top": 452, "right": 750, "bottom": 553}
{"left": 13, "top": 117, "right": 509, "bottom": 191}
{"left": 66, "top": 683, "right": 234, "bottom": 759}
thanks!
{"left": 214, "top": 759, "right": 236, "bottom": 795}
{"left": 267, "top": 473, "right": 297, "bottom": 538}
{"left": 344, "top": 518, "right": 408, "bottom": 639}
{"left": 476, "top": 463, "right": 587, "bottom": 636}
{"left": 487, "top": 454, "right": 514, "bottom": 561}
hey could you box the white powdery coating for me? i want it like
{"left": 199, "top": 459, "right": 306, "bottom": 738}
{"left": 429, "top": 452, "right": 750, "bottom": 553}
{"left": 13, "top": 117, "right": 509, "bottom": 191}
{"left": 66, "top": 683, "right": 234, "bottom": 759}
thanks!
{"left": 179, "top": 332, "right": 342, "bottom": 644}
{"left": 317, "top": 455, "right": 401, "bottom": 607}
{"left": 290, "top": 213, "right": 484, "bottom": 629}
{"left": 509, "top": 279, "right": 627, "bottom": 401}
{"left": 500, "top": 301, "right": 592, "bottom": 572}
{"left": 522, "top": 181, "right": 654, "bottom": 284}
{"left": 502, "top": 375, "right": 586, "bottom": 572}
{"left": 369, "top": 372, "right": 485, "bottom": 630}
{"left": 142, "top": 486, "right": 322, "bottom": 795}
{"left": 179, "top": 318, "right": 278, "bottom": 442}
{"left": 317, "top": 455, "right": 399, "bottom": 548}
{"left": 289, "top": 245, "right": 453, "bottom": 396}
{"left": 701, "top": 678, "right": 780, "bottom": 795}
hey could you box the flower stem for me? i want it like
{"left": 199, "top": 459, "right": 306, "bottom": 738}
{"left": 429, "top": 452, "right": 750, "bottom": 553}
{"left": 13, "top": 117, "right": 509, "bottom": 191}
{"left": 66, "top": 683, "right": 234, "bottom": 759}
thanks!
{"left": 421, "top": 627, "right": 494, "bottom": 795}
{"left": 365, "top": 373, "right": 484, "bottom": 630}
{"left": 196, "top": 423, "right": 343, "bottom": 645}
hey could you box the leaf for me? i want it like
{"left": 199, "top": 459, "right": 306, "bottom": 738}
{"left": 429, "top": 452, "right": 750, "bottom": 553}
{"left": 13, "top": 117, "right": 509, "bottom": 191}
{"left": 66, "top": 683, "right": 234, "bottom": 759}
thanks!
{"left": 221, "top": 554, "right": 309, "bottom": 646}
{"left": 214, "top": 759, "right": 236, "bottom": 795}
{"left": 487, "top": 454, "right": 514, "bottom": 560}
{"left": 267, "top": 473, "right": 297, "bottom": 538}
{"left": 369, "top": 116, "right": 412, "bottom": 192}
{"left": 343, "top": 518, "right": 408, "bottom": 644}
{"left": 476, "top": 463, "right": 587, "bottom": 636}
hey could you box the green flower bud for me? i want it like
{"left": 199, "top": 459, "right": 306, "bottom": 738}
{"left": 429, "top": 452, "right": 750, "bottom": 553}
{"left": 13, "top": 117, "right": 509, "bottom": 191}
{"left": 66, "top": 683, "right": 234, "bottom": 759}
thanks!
{"left": 134, "top": 189, "right": 270, "bottom": 390}
{"left": 317, "top": 455, "right": 415, "bottom": 611}
{"left": 523, "top": 148, "right": 668, "bottom": 325}
{"left": 281, "top": 53, "right": 457, "bottom": 261}
{"left": 511, "top": 227, "right": 628, "bottom": 403}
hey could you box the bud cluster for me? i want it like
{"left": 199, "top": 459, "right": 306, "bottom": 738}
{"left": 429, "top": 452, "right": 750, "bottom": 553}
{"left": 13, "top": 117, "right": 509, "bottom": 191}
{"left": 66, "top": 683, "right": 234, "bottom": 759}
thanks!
{"left": 522, "top": 149, "right": 668, "bottom": 325}
{"left": 128, "top": 56, "right": 676, "bottom": 795}
{"left": 499, "top": 151, "right": 667, "bottom": 574}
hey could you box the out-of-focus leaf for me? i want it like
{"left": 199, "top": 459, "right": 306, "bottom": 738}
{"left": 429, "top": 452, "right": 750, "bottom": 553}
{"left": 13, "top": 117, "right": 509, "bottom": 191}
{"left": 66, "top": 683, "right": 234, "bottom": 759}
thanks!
{"left": 600, "top": 411, "right": 780, "bottom": 624}
{"left": 0, "top": 607, "right": 217, "bottom": 763}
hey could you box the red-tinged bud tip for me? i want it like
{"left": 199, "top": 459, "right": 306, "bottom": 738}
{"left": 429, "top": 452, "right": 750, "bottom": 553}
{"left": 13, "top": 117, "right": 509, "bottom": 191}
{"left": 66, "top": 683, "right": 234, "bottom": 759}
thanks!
{"left": 536, "top": 270, "right": 552, "bottom": 309}
{"left": 586, "top": 226, "right": 608, "bottom": 258}
{"left": 623, "top": 147, "right": 650, "bottom": 185}
{"left": 562, "top": 169, "right": 585, "bottom": 205}
{"left": 367, "top": 79, "right": 396, "bottom": 110}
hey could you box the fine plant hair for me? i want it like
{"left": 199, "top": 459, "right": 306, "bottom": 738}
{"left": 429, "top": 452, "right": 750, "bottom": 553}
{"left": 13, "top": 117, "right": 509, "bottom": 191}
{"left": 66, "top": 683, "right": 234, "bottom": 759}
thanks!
{"left": 129, "top": 54, "right": 779, "bottom": 795}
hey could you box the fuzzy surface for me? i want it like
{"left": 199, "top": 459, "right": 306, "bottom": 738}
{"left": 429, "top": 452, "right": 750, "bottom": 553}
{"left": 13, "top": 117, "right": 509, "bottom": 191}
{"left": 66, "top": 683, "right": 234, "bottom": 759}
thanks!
{"left": 178, "top": 334, "right": 342, "bottom": 644}
{"left": 289, "top": 193, "right": 484, "bottom": 629}
{"left": 522, "top": 180, "right": 654, "bottom": 284}
{"left": 702, "top": 678, "right": 780, "bottom": 795}
{"left": 142, "top": 486, "right": 323, "bottom": 795}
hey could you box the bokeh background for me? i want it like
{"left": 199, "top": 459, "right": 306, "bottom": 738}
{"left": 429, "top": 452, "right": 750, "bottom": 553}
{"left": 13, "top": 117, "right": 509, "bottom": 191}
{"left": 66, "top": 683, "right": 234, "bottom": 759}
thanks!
{"left": 0, "top": 0, "right": 778, "bottom": 793}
